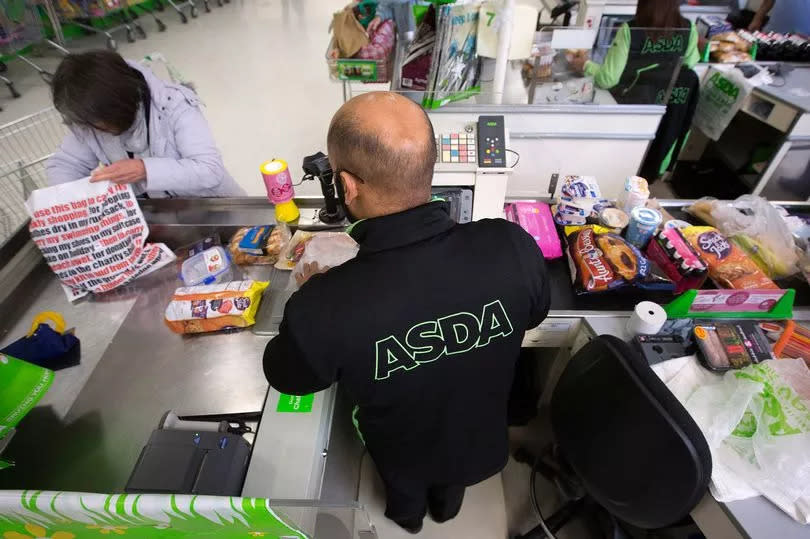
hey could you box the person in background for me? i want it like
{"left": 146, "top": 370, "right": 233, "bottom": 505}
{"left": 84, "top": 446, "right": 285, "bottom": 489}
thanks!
{"left": 263, "top": 92, "right": 550, "bottom": 533}
{"left": 47, "top": 50, "right": 244, "bottom": 197}
{"left": 747, "top": 0, "right": 810, "bottom": 35}
{"left": 568, "top": 0, "right": 699, "bottom": 95}
{"left": 569, "top": 0, "right": 700, "bottom": 181}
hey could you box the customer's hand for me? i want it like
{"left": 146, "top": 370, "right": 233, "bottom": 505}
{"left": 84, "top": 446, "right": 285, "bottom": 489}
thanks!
{"left": 748, "top": 13, "right": 765, "bottom": 31}
{"left": 295, "top": 262, "right": 330, "bottom": 287}
{"left": 91, "top": 159, "right": 146, "bottom": 184}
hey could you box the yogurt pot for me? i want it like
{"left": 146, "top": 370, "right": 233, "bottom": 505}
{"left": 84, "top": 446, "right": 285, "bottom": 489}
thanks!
{"left": 625, "top": 207, "right": 662, "bottom": 249}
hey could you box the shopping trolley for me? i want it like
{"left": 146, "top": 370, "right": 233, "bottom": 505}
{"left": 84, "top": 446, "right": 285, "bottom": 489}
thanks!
{"left": 0, "top": 0, "right": 69, "bottom": 101}
{"left": 0, "top": 107, "right": 66, "bottom": 243}
{"left": 53, "top": 0, "right": 171, "bottom": 50}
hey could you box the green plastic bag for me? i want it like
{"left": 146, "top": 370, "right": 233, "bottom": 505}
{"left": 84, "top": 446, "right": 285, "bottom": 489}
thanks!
{"left": 0, "top": 353, "right": 53, "bottom": 438}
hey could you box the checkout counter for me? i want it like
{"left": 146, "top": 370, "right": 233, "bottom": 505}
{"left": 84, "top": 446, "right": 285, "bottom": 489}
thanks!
{"left": 1, "top": 192, "right": 810, "bottom": 538}
{"left": 678, "top": 64, "right": 810, "bottom": 201}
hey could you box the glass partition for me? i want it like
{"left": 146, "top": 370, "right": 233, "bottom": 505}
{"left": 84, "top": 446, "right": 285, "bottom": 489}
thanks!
{"left": 376, "top": 26, "right": 692, "bottom": 107}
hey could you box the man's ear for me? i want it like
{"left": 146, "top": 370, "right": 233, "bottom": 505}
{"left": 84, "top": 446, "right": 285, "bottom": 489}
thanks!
{"left": 340, "top": 171, "right": 361, "bottom": 206}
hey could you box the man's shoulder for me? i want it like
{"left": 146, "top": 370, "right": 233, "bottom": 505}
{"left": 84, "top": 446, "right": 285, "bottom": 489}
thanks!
{"left": 456, "top": 217, "right": 532, "bottom": 245}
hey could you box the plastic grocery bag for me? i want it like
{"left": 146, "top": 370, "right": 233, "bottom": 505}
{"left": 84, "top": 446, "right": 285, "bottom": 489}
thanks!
{"left": 25, "top": 179, "right": 176, "bottom": 301}
{"left": 653, "top": 356, "right": 810, "bottom": 523}
{"left": 693, "top": 66, "right": 752, "bottom": 141}
{"left": 288, "top": 233, "right": 359, "bottom": 290}
{"left": 0, "top": 354, "right": 53, "bottom": 439}
{"left": 688, "top": 196, "right": 800, "bottom": 279}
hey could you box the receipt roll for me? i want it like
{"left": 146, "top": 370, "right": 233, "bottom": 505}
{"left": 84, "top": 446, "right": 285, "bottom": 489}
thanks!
{"left": 626, "top": 301, "right": 667, "bottom": 336}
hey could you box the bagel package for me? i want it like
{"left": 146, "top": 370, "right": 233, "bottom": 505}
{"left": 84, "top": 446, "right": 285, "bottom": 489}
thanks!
{"left": 228, "top": 225, "right": 290, "bottom": 265}
{"left": 565, "top": 225, "right": 651, "bottom": 293}
{"left": 165, "top": 280, "right": 269, "bottom": 334}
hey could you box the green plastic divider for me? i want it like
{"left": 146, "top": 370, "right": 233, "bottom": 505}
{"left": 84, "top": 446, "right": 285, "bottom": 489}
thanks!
{"left": 664, "top": 288, "right": 795, "bottom": 319}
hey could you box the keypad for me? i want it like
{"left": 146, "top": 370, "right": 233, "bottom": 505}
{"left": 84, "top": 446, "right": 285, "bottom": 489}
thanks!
{"left": 482, "top": 135, "right": 502, "bottom": 166}
{"left": 435, "top": 132, "right": 477, "bottom": 164}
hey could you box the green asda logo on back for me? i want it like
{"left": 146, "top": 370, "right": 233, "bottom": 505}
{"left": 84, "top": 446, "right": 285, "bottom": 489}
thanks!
{"left": 374, "top": 300, "right": 513, "bottom": 380}
{"left": 641, "top": 34, "right": 683, "bottom": 54}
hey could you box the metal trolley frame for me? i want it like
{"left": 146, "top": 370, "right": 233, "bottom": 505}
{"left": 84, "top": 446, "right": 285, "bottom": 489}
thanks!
{"left": 0, "top": 0, "right": 69, "bottom": 102}
{"left": 0, "top": 106, "right": 65, "bottom": 243}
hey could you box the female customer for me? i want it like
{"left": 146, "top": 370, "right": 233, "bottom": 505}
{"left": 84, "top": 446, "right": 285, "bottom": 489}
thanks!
{"left": 47, "top": 50, "right": 244, "bottom": 197}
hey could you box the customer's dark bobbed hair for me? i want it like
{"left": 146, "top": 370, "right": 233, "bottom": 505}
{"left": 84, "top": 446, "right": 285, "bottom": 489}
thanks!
{"left": 52, "top": 49, "right": 149, "bottom": 135}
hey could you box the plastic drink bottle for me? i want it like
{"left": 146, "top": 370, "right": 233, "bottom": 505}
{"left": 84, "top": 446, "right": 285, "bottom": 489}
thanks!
{"left": 261, "top": 159, "right": 300, "bottom": 223}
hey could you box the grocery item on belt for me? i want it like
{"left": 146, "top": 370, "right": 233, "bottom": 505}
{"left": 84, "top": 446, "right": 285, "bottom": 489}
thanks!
{"left": 598, "top": 207, "right": 630, "bottom": 230}
{"left": 229, "top": 225, "right": 289, "bottom": 265}
{"left": 553, "top": 176, "right": 605, "bottom": 225}
{"left": 236, "top": 225, "right": 273, "bottom": 255}
{"left": 663, "top": 219, "right": 691, "bottom": 230}
{"left": 561, "top": 175, "right": 601, "bottom": 199}
{"left": 694, "top": 322, "right": 772, "bottom": 371}
{"left": 617, "top": 176, "right": 649, "bottom": 214}
{"left": 646, "top": 227, "right": 708, "bottom": 294}
{"left": 625, "top": 207, "right": 662, "bottom": 249}
{"left": 505, "top": 201, "right": 563, "bottom": 259}
{"left": 566, "top": 225, "right": 649, "bottom": 293}
{"left": 682, "top": 226, "right": 778, "bottom": 290}
{"left": 180, "top": 246, "right": 233, "bottom": 286}
{"left": 164, "top": 280, "right": 269, "bottom": 334}
{"left": 288, "top": 233, "right": 359, "bottom": 290}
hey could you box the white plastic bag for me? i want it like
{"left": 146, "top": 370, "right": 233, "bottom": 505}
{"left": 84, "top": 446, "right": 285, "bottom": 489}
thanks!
{"left": 26, "top": 179, "right": 175, "bottom": 301}
{"left": 653, "top": 356, "right": 810, "bottom": 523}
{"left": 690, "top": 195, "right": 801, "bottom": 278}
{"left": 693, "top": 66, "right": 752, "bottom": 141}
{"left": 287, "top": 232, "right": 359, "bottom": 290}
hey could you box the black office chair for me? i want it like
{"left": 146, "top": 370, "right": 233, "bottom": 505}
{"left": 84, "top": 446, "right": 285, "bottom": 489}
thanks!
{"left": 517, "top": 335, "right": 712, "bottom": 538}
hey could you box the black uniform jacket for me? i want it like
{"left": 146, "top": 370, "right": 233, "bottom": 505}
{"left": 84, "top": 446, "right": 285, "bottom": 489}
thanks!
{"left": 264, "top": 201, "right": 550, "bottom": 486}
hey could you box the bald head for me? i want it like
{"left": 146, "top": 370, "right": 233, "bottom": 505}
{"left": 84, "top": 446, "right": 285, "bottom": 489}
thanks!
{"left": 327, "top": 92, "right": 436, "bottom": 210}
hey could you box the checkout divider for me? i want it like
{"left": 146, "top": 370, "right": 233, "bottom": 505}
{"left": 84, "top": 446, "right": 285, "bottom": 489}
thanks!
{"left": 2, "top": 196, "right": 810, "bottom": 538}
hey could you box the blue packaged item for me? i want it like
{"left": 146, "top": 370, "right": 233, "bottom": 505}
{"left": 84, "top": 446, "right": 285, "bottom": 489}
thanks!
{"left": 237, "top": 226, "right": 274, "bottom": 256}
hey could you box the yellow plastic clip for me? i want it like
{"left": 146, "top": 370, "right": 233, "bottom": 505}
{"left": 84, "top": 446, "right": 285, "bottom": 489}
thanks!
{"left": 28, "top": 311, "right": 66, "bottom": 337}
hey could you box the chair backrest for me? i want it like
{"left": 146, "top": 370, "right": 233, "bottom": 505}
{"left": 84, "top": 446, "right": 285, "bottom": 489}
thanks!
{"left": 550, "top": 335, "right": 711, "bottom": 529}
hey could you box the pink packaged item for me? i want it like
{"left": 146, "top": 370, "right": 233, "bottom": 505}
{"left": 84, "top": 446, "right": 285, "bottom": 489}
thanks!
{"left": 355, "top": 19, "right": 396, "bottom": 60}
{"left": 506, "top": 202, "right": 563, "bottom": 259}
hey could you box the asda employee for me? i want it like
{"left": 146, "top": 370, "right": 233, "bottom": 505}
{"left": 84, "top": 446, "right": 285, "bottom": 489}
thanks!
{"left": 263, "top": 92, "right": 550, "bottom": 533}
{"left": 47, "top": 50, "right": 243, "bottom": 197}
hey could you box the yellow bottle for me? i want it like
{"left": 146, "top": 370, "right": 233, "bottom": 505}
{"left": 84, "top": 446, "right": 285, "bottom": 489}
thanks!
{"left": 260, "top": 159, "right": 300, "bottom": 223}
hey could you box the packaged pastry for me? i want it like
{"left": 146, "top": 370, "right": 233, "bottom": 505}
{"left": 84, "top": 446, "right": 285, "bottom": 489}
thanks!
{"left": 164, "top": 280, "right": 269, "bottom": 334}
{"left": 275, "top": 230, "right": 315, "bottom": 270}
{"left": 566, "top": 226, "right": 649, "bottom": 293}
{"left": 229, "top": 224, "right": 289, "bottom": 265}
{"left": 682, "top": 226, "right": 778, "bottom": 290}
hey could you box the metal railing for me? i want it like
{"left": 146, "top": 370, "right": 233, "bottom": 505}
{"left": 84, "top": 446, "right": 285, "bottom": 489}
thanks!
{"left": 0, "top": 106, "right": 66, "bottom": 244}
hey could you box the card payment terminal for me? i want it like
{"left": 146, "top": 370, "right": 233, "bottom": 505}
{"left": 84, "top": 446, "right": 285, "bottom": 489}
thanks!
{"left": 477, "top": 116, "right": 506, "bottom": 167}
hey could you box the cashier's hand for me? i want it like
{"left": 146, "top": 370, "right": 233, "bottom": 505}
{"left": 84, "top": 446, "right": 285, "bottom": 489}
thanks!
{"left": 91, "top": 159, "right": 146, "bottom": 184}
{"left": 748, "top": 13, "right": 766, "bottom": 31}
{"left": 568, "top": 54, "right": 587, "bottom": 74}
{"left": 295, "top": 262, "right": 330, "bottom": 287}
